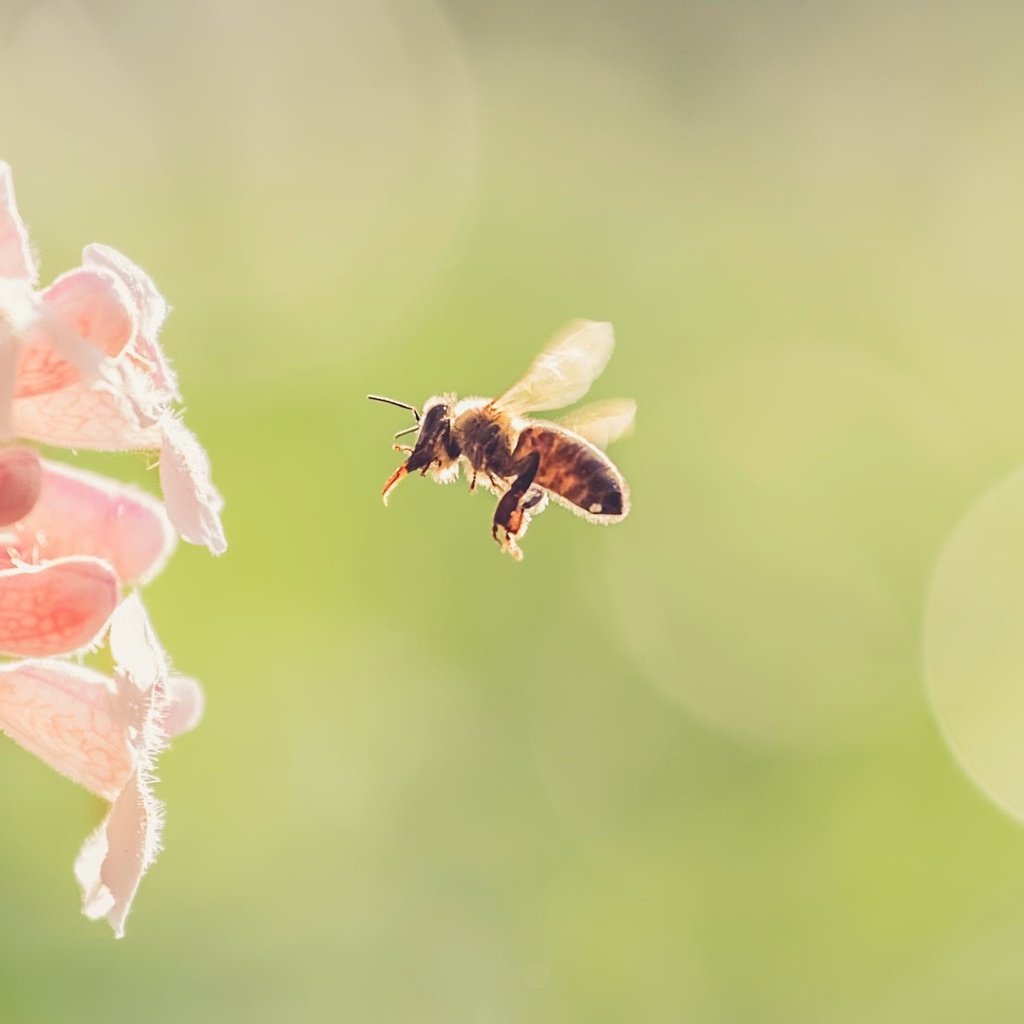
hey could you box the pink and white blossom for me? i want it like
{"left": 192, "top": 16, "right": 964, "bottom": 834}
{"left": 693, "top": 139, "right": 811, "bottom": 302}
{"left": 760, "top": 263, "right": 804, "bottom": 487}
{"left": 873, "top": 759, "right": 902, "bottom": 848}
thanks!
{"left": 0, "top": 162, "right": 220, "bottom": 937}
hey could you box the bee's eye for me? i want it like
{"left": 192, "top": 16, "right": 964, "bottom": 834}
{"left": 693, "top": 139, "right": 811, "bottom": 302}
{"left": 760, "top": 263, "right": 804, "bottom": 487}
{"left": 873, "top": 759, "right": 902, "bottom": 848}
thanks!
{"left": 420, "top": 404, "right": 450, "bottom": 433}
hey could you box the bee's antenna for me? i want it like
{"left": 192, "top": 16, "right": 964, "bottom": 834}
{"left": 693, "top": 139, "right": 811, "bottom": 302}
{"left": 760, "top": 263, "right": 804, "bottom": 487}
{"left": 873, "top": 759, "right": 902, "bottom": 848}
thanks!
{"left": 367, "top": 394, "right": 421, "bottom": 422}
{"left": 393, "top": 424, "right": 420, "bottom": 439}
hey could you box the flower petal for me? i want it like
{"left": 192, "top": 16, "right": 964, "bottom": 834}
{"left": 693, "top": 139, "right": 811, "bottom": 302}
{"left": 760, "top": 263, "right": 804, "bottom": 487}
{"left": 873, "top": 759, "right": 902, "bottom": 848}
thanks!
{"left": 40, "top": 268, "right": 136, "bottom": 359}
{"left": 13, "top": 340, "right": 79, "bottom": 399}
{"left": 75, "top": 769, "right": 162, "bottom": 938}
{"left": 83, "top": 244, "right": 180, "bottom": 402}
{"left": 109, "top": 592, "right": 167, "bottom": 693}
{"left": 165, "top": 675, "right": 204, "bottom": 737}
{"left": 0, "top": 659, "right": 132, "bottom": 799}
{"left": 0, "top": 318, "right": 17, "bottom": 440}
{"left": 0, "top": 460, "right": 175, "bottom": 584}
{"left": 0, "top": 163, "right": 38, "bottom": 284}
{"left": 11, "top": 383, "right": 162, "bottom": 450}
{"left": 159, "top": 417, "right": 227, "bottom": 554}
{"left": 0, "top": 445, "right": 40, "bottom": 526}
{"left": 15, "top": 268, "right": 136, "bottom": 399}
{"left": 0, "top": 556, "right": 118, "bottom": 656}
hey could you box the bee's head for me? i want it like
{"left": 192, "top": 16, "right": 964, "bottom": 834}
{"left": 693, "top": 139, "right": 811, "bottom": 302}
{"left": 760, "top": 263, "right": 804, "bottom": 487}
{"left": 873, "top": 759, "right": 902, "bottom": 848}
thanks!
{"left": 405, "top": 397, "right": 454, "bottom": 471}
{"left": 369, "top": 393, "right": 458, "bottom": 504}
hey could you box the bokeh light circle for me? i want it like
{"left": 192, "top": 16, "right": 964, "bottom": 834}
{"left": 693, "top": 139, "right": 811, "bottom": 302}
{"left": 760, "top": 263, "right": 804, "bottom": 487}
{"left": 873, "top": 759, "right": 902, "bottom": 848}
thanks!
{"left": 610, "top": 340, "right": 962, "bottom": 745}
{"left": 925, "top": 466, "right": 1024, "bottom": 821}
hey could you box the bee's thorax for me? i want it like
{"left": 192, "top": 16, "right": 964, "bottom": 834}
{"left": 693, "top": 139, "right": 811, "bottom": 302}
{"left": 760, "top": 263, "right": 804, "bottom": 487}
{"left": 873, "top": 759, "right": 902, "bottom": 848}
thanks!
{"left": 451, "top": 401, "right": 518, "bottom": 477}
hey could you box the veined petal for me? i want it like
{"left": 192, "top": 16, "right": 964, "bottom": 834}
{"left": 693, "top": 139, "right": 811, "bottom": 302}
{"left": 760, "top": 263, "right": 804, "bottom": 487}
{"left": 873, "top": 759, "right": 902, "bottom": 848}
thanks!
{"left": 159, "top": 417, "right": 226, "bottom": 555}
{"left": 0, "top": 556, "right": 118, "bottom": 656}
{"left": 0, "top": 319, "right": 16, "bottom": 440}
{"left": 0, "top": 659, "right": 132, "bottom": 800}
{"left": 0, "top": 460, "right": 175, "bottom": 584}
{"left": 13, "top": 341, "right": 79, "bottom": 400}
{"left": 0, "top": 163, "right": 38, "bottom": 284}
{"left": 11, "top": 384, "right": 162, "bottom": 451}
{"left": 75, "top": 769, "right": 162, "bottom": 938}
{"left": 15, "top": 268, "right": 136, "bottom": 398}
{"left": 0, "top": 445, "right": 40, "bottom": 526}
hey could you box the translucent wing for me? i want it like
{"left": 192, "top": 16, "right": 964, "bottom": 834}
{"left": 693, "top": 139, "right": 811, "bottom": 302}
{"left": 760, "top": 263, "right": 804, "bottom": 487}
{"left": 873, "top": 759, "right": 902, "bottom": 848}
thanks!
{"left": 557, "top": 399, "right": 636, "bottom": 449}
{"left": 495, "top": 320, "right": 615, "bottom": 414}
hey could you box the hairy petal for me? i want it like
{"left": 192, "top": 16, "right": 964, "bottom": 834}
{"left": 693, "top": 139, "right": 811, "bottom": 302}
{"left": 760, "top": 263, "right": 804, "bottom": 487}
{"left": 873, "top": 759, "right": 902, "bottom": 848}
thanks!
{"left": 75, "top": 770, "right": 162, "bottom": 938}
{"left": 109, "top": 592, "right": 167, "bottom": 693}
{"left": 160, "top": 417, "right": 227, "bottom": 555}
{"left": 165, "top": 675, "right": 204, "bottom": 737}
{"left": 0, "top": 557, "right": 118, "bottom": 656}
{"left": 0, "top": 445, "right": 41, "bottom": 526}
{"left": 75, "top": 594, "right": 172, "bottom": 938}
{"left": 0, "top": 163, "right": 37, "bottom": 284}
{"left": 84, "top": 244, "right": 180, "bottom": 401}
{"left": 0, "top": 461, "right": 175, "bottom": 584}
{"left": 0, "top": 659, "right": 131, "bottom": 800}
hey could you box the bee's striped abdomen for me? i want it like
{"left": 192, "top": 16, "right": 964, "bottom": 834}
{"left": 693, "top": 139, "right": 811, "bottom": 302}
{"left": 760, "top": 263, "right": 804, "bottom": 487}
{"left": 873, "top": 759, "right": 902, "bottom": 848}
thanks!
{"left": 513, "top": 425, "right": 629, "bottom": 521}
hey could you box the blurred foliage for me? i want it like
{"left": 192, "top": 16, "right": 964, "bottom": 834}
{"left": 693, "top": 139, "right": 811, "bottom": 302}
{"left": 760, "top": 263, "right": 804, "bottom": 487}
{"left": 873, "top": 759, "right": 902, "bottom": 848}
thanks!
{"left": 3, "top": 0, "right": 1024, "bottom": 1021}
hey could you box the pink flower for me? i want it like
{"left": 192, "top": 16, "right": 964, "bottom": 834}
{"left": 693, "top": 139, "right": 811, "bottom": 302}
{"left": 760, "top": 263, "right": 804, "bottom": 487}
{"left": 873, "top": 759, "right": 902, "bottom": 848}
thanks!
{"left": 0, "top": 162, "right": 220, "bottom": 936}
{"left": 0, "top": 161, "right": 226, "bottom": 555}
{"left": 0, "top": 595, "right": 201, "bottom": 937}
{"left": 0, "top": 458, "right": 174, "bottom": 658}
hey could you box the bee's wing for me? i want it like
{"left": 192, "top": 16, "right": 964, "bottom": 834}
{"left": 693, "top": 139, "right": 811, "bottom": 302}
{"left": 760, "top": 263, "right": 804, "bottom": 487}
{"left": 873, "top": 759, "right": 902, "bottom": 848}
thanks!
{"left": 494, "top": 320, "right": 615, "bottom": 414}
{"left": 557, "top": 399, "right": 636, "bottom": 449}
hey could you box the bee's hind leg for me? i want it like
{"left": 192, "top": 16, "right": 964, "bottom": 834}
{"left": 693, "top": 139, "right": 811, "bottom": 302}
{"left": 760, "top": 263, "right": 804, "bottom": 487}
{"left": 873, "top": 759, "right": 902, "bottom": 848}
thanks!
{"left": 492, "top": 452, "right": 541, "bottom": 560}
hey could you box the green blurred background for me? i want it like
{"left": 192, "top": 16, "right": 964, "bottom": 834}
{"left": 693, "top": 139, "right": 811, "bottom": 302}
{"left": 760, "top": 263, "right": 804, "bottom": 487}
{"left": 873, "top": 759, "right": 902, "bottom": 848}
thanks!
{"left": 4, "top": 1, "right": 1024, "bottom": 1020}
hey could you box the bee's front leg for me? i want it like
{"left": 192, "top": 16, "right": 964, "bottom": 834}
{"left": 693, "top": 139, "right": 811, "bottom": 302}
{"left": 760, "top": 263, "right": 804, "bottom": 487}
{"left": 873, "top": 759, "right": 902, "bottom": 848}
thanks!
{"left": 492, "top": 452, "right": 540, "bottom": 560}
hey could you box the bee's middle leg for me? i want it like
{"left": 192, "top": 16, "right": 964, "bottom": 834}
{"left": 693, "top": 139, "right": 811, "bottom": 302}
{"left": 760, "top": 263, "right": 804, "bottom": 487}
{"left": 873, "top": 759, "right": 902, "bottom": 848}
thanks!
{"left": 492, "top": 452, "right": 540, "bottom": 559}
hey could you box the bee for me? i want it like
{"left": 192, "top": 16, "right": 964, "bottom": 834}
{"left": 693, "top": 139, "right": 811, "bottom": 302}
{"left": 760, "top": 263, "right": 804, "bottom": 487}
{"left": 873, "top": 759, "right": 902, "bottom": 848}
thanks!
{"left": 369, "top": 320, "right": 635, "bottom": 560}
